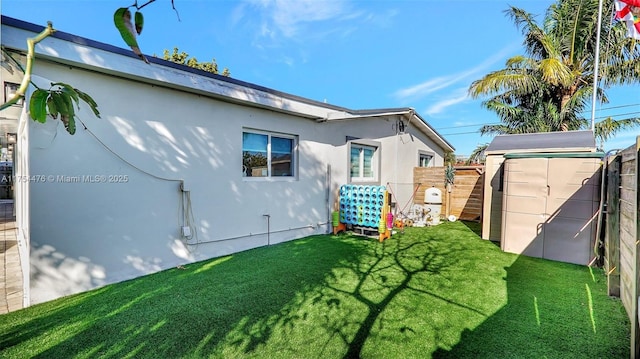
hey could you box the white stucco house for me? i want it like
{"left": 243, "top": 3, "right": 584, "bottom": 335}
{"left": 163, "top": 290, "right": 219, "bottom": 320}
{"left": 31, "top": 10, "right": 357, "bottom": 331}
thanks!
{"left": 1, "top": 16, "right": 454, "bottom": 305}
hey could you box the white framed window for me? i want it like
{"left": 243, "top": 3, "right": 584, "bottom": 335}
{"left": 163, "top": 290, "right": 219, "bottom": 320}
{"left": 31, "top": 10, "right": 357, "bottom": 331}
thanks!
{"left": 348, "top": 140, "right": 380, "bottom": 183}
{"left": 418, "top": 151, "right": 433, "bottom": 167}
{"left": 242, "top": 130, "right": 297, "bottom": 179}
{"left": 4, "top": 82, "right": 22, "bottom": 107}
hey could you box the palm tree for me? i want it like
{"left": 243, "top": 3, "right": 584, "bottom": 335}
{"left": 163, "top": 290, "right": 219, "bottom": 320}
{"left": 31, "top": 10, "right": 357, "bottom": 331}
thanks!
{"left": 466, "top": 144, "right": 489, "bottom": 165}
{"left": 469, "top": 0, "right": 640, "bottom": 144}
{"left": 443, "top": 151, "right": 457, "bottom": 165}
{"left": 594, "top": 116, "right": 640, "bottom": 149}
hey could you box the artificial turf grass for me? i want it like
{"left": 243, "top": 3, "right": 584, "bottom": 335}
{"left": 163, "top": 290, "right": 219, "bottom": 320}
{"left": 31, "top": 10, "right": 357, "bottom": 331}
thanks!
{"left": 0, "top": 221, "right": 629, "bottom": 358}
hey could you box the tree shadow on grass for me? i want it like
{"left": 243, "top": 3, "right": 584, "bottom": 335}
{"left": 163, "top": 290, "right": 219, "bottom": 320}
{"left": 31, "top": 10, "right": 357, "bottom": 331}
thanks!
{"left": 4, "top": 222, "right": 621, "bottom": 358}
{"left": 0, "top": 222, "right": 504, "bottom": 358}
{"left": 432, "top": 255, "right": 630, "bottom": 358}
{"left": 0, "top": 221, "right": 520, "bottom": 358}
{"left": 0, "top": 235, "right": 362, "bottom": 358}
{"left": 306, "top": 223, "right": 510, "bottom": 358}
{"left": 319, "top": 232, "right": 471, "bottom": 358}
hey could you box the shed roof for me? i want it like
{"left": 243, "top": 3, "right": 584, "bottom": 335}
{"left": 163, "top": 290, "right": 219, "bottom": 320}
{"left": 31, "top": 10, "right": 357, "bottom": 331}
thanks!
{"left": 485, "top": 130, "right": 596, "bottom": 154}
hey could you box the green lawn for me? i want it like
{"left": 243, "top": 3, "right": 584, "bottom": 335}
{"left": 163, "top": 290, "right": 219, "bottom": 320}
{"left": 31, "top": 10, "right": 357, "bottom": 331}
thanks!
{"left": 0, "top": 221, "right": 629, "bottom": 358}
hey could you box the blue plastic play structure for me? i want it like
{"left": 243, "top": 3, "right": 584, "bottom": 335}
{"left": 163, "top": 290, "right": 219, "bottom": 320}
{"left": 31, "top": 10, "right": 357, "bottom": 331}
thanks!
{"left": 338, "top": 184, "right": 386, "bottom": 227}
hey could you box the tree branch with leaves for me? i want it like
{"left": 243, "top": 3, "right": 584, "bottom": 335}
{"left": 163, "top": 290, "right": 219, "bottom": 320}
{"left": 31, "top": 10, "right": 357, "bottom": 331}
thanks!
{"left": 469, "top": 0, "right": 640, "bottom": 146}
{"left": 2, "top": 1, "right": 232, "bottom": 136}
{"left": 162, "top": 47, "right": 231, "bottom": 76}
{"left": 0, "top": 22, "right": 100, "bottom": 135}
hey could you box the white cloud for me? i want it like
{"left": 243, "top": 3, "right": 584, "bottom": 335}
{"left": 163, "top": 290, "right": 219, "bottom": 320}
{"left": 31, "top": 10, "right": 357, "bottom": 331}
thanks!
{"left": 230, "top": 3, "right": 247, "bottom": 26}
{"left": 362, "top": 8, "right": 399, "bottom": 28}
{"left": 241, "top": 0, "right": 356, "bottom": 40}
{"left": 233, "top": 1, "right": 397, "bottom": 66}
{"left": 395, "top": 75, "right": 465, "bottom": 100}
{"left": 393, "top": 43, "right": 520, "bottom": 102}
{"left": 425, "top": 88, "right": 470, "bottom": 116}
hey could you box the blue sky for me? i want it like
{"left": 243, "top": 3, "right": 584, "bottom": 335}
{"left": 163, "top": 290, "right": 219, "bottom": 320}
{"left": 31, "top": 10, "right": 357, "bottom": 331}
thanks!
{"left": 2, "top": 0, "right": 639, "bottom": 156}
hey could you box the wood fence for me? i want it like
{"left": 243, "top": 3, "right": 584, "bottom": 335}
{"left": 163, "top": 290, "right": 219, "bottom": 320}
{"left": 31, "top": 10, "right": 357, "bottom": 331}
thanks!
{"left": 413, "top": 166, "right": 484, "bottom": 221}
{"left": 604, "top": 136, "right": 640, "bottom": 358}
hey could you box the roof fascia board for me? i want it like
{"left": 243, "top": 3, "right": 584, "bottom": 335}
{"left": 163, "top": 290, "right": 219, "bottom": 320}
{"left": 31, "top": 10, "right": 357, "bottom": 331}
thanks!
{"left": 319, "top": 109, "right": 455, "bottom": 153}
{"left": 485, "top": 147, "right": 596, "bottom": 155}
{"left": 1, "top": 22, "right": 336, "bottom": 120}
{"left": 1, "top": 17, "right": 454, "bottom": 152}
{"left": 321, "top": 109, "right": 411, "bottom": 121}
{"left": 409, "top": 112, "right": 455, "bottom": 152}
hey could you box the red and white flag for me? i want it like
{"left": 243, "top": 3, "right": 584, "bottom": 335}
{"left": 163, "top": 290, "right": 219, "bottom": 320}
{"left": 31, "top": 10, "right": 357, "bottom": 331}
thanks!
{"left": 615, "top": 0, "right": 640, "bottom": 39}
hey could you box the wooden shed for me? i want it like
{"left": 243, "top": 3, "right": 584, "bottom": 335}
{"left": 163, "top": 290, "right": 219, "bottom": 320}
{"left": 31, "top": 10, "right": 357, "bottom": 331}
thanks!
{"left": 481, "top": 131, "right": 602, "bottom": 265}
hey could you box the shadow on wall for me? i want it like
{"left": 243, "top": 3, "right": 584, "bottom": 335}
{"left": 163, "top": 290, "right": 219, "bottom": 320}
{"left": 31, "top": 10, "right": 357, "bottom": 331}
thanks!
{"left": 27, "top": 59, "right": 333, "bottom": 302}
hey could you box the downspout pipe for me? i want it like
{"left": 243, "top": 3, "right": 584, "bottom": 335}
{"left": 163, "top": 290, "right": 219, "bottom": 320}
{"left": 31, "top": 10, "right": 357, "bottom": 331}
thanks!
{"left": 263, "top": 214, "right": 271, "bottom": 245}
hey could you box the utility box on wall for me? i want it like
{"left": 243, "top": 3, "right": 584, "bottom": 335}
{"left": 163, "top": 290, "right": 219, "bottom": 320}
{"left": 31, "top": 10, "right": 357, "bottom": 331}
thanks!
{"left": 500, "top": 152, "right": 602, "bottom": 265}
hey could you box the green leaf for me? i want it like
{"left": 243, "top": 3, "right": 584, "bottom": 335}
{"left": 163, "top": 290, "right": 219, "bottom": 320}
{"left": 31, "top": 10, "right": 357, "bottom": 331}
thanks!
{"left": 61, "top": 91, "right": 75, "bottom": 120}
{"left": 47, "top": 96, "right": 58, "bottom": 119}
{"left": 52, "top": 91, "right": 77, "bottom": 135}
{"left": 65, "top": 116, "right": 76, "bottom": 135}
{"left": 29, "top": 89, "right": 49, "bottom": 123}
{"left": 75, "top": 88, "right": 100, "bottom": 118}
{"left": 51, "top": 92, "right": 69, "bottom": 118}
{"left": 53, "top": 91, "right": 75, "bottom": 120}
{"left": 74, "top": 88, "right": 97, "bottom": 107}
{"left": 52, "top": 82, "right": 80, "bottom": 107}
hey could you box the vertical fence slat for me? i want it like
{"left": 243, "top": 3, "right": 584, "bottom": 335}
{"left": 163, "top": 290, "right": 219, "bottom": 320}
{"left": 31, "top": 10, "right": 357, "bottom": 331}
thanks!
{"left": 603, "top": 136, "right": 640, "bottom": 359}
{"left": 606, "top": 155, "right": 621, "bottom": 296}
{"left": 413, "top": 166, "right": 484, "bottom": 222}
{"left": 634, "top": 136, "right": 640, "bottom": 359}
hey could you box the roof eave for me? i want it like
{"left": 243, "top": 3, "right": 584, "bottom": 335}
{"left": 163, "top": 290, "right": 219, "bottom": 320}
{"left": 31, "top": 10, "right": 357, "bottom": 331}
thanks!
{"left": 1, "top": 15, "right": 455, "bottom": 154}
{"left": 410, "top": 111, "right": 455, "bottom": 152}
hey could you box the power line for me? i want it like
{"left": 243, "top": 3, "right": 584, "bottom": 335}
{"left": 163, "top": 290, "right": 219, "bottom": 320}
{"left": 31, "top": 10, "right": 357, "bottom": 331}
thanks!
{"left": 581, "top": 103, "right": 640, "bottom": 113}
{"left": 437, "top": 104, "right": 640, "bottom": 132}
{"left": 440, "top": 131, "right": 487, "bottom": 136}
{"left": 437, "top": 122, "right": 500, "bottom": 130}
{"left": 438, "top": 110, "right": 640, "bottom": 136}
{"left": 597, "top": 111, "right": 640, "bottom": 119}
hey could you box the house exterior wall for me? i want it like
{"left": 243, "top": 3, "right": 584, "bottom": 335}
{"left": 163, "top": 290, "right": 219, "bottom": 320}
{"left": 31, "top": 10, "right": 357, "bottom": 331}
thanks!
{"left": 321, "top": 117, "right": 446, "bottom": 208}
{"left": 25, "top": 60, "right": 445, "bottom": 303}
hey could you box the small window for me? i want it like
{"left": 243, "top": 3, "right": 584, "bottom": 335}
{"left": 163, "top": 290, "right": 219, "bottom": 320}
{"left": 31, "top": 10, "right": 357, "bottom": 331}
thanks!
{"left": 243, "top": 130, "right": 296, "bottom": 178}
{"left": 4, "top": 82, "right": 22, "bottom": 107}
{"left": 349, "top": 142, "right": 378, "bottom": 182}
{"left": 418, "top": 152, "right": 433, "bottom": 167}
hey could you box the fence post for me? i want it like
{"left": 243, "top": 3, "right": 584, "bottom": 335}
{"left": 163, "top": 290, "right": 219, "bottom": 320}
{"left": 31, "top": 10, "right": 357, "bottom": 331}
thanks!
{"left": 606, "top": 155, "right": 621, "bottom": 297}
{"left": 634, "top": 136, "right": 640, "bottom": 359}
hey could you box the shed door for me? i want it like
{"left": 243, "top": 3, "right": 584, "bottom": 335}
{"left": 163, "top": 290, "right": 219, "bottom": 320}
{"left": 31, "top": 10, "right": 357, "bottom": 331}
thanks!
{"left": 501, "top": 157, "right": 600, "bottom": 265}
{"left": 543, "top": 158, "right": 600, "bottom": 264}
{"left": 501, "top": 158, "right": 548, "bottom": 257}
